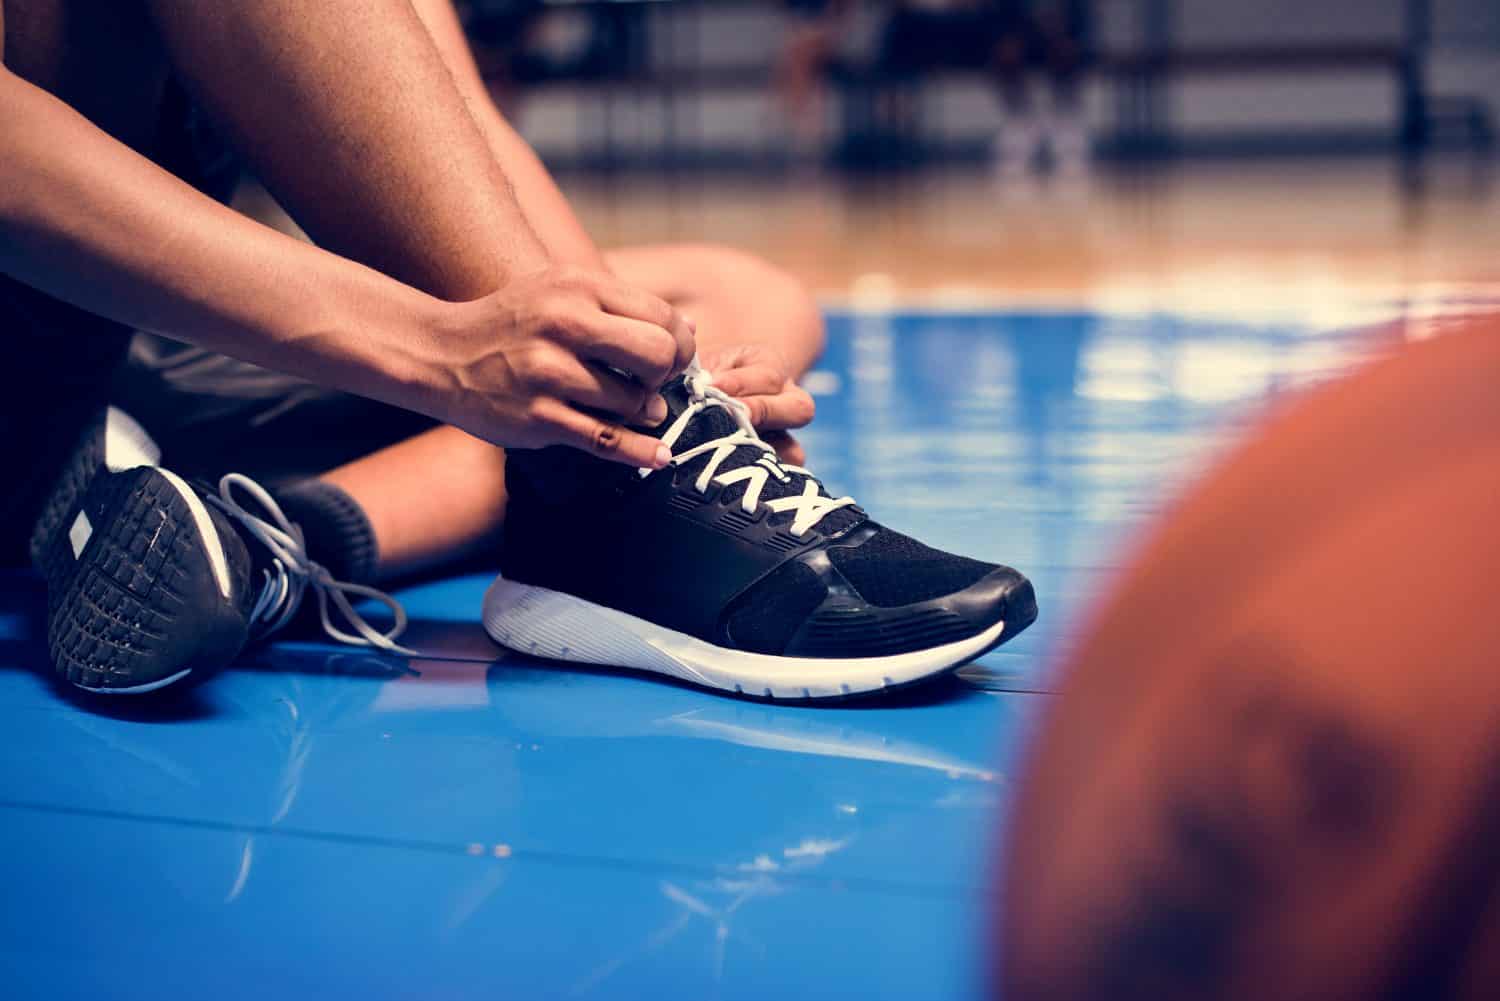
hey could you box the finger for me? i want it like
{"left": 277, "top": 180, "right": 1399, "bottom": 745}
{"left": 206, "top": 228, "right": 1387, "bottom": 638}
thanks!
{"left": 555, "top": 363, "right": 658, "bottom": 423}
{"left": 634, "top": 394, "right": 670, "bottom": 427}
{"left": 591, "top": 279, "right": 676, "bottom": 330}
{"left": 741, "top": 384, "right": 816, "bottom": 431}
{"left": 669, "top": 312, "right": 697, "bottom": 376}
{"left": 592, "top": 276, "right": 692, "bottom": 374}
{"left": 710, "top": 363, "right": 785, "bottom": 400}
{"left": 562, "top": 314, "right": 679, "bottom": 388}
{"left": 535, "top": 398, "right": 673, "bottom": 470}
{"left": 763, "top": 430, "right": 806, "bottom": 466}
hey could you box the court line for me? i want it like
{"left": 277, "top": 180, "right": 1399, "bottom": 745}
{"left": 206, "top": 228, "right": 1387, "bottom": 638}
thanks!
{"left": 820, "top": 284, "right": 1500, "bottom": 328}
{"left": 0, "top": 796, "right": 992, "bottom": 901}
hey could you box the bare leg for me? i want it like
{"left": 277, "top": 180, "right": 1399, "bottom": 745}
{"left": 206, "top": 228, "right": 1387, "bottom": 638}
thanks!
{"left": 992, "top": 35, "right": 1031, "bottom": 116}
{"left": 320, "top": 426, "right": 508, "bottom": 580}
{"left": 607, "top": 244, "right": 825, "bottom": 379}
{"left": 776, "top": 20, "right": 837, "bottom": 144}
{"left": 325, "top": 245, "right": 824, "bottom": 580}
{"left": 143, "top": 0, "right": 548, "bottom": 299}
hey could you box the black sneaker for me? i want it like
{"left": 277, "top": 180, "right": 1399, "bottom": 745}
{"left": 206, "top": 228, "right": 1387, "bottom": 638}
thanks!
{"left": 485, "top": 363, "right": 1037, "bottom": 698}
{"left": 29, "top": 409, "right": 409, "bottom": 695}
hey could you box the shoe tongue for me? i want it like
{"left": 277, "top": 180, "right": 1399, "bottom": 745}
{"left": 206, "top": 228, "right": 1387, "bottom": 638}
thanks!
{"left": 656, "top": 374, "right": 740, "bottom": 453}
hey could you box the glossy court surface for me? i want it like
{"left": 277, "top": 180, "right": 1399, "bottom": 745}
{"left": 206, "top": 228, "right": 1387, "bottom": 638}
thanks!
{"left": 0, "top": 307, "right": 1411, "bottom": 999}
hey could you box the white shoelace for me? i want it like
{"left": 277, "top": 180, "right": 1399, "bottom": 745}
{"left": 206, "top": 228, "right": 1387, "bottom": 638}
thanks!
{"left": 647, "top": 364, "right": 856, "bottom": 537}
{"left": 205, "top": 474, "right": 415, "bottom": 656}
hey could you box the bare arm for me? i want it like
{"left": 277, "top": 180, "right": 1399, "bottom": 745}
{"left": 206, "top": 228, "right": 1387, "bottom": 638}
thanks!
{"left": 0, "top": 66, "right": 440, "bottom": 412}
{"left": 0, "top": 66, "right": 675, "bottom": 468}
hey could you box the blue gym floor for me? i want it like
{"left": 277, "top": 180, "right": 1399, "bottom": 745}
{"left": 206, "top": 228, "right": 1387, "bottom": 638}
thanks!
{"left": 0, "top": 308, "right": 1386, "bottom": 1000}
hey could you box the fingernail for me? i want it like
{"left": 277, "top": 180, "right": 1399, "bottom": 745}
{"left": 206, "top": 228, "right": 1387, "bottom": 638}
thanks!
{"left": 682, "top": 314, "right": 697, "bottom": 334}
{"left": 645, "top": 395, "right": 668, "bottom": 423}
{"left": 654, "top": 444, "right": 673, "bottom": 469}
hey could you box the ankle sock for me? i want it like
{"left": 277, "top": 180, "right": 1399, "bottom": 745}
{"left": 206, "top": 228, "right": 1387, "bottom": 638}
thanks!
{"left": 272, "top": 479, "right": 379, "bottom": 586}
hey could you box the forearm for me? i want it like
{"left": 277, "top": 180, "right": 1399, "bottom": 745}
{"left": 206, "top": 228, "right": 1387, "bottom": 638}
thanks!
{"left": 0, "top": 70, "right": 443, "bottom": 415}
{"left": 410, "top": 0, "right": 608, "bottom": 270}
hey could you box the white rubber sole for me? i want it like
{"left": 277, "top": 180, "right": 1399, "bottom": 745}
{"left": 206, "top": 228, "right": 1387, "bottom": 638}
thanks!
{"left": 482, "top": 576, "right": 1007, "bottom": 699}
{"left": 77, "top": 668, "right": 193, "bottom": 696}
{"left": 103, "top": 405, "right": 161, "bottom": 471}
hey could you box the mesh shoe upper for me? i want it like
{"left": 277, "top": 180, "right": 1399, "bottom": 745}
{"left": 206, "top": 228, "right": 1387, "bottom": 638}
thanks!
{"left": 826, "top": 528, "right": 996, "bottom": 608}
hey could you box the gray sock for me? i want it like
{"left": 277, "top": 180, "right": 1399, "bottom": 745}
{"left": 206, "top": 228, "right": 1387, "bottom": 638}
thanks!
{"left": 272, "top": 479, "right": 379, "bottom": 586}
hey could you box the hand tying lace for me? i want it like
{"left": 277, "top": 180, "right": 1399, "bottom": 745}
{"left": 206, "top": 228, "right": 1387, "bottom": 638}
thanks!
{"left": 205, "top": 474, "right": 415, "bottom": 655}
{"left": 649, "top": 363, "right": 856, "bottom": 537}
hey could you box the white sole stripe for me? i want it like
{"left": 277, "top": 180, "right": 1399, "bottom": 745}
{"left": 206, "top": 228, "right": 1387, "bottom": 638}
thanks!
{"left": 76, "top": 667, "right": 193, "bottom": 695}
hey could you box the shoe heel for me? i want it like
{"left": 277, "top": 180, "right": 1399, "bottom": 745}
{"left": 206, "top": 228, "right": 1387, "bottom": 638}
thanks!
{"left": 28, "top": 407, "right": 160, "bottom": 570}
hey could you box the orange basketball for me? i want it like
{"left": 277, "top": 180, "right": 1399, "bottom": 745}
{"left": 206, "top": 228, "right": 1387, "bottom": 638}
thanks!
{"left": 999, "top": 317, "right": 1500, "bottom": 1001}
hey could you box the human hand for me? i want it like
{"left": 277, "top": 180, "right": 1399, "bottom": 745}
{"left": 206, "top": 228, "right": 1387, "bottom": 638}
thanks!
{"left": 426, "top": 266, "right": 696, "bottom": 468}
{"left": 701, "top": 344, "right": 815, "bottom": 465}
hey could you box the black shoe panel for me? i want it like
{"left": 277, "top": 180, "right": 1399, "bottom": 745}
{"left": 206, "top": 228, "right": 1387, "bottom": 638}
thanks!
{"left": 501, "top": 467, "right": 842, "bottom": 645}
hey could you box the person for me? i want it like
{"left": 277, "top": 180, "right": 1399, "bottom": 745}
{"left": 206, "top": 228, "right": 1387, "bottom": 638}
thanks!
{"left": 775, "top": 0, "right": 850, "bottom": 158}
{"left": 0, "top": 0, "right": 1036, "bottom": 700}
{"left": 876, "top": 0, "right": 1091, "bottom": 175}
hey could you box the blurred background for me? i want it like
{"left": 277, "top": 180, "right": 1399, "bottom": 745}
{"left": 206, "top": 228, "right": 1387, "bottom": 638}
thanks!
{"left": 442, "top": 0, "right": 1499, "bottom": 313}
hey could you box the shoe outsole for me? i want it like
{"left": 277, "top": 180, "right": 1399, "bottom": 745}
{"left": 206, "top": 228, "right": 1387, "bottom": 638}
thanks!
{"left": 34, "top": 475, "right": 249, "bottom": 699}
{"left": 482, "top": 576, "right": 1037, "bottom": 700}
{"left": 28, "top": 408, "right": 251, "bottom": 695}
{"left": 37, "top": 468, "right": 191, "bottom": 692}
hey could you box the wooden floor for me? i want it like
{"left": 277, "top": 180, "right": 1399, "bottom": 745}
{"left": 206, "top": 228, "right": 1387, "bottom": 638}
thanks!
{"left": 565, "top": 157, "right": 1500, "bottom": 319}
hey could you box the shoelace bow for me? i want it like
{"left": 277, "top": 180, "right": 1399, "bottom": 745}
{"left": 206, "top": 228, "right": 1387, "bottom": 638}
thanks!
{"left": 646, "top": 365, "right": 856, "bottom": 537}
{"left": 205, "top": 474, "right": 415, "bottom": 656}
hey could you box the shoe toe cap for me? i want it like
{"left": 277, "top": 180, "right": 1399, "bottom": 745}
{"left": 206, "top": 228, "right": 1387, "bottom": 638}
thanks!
{"left": 954, "top": 566, "right": 1037, "bottom": 635}
{"left": 783, "top": 565, "right": 1037, "bottom": 659}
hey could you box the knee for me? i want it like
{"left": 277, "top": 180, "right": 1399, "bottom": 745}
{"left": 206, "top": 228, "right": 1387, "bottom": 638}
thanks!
{"left": 699, "top": 246, "right": 826, "bottom": 362}
{"left": 753, "top": 254, "right": 825, "bottom": 364}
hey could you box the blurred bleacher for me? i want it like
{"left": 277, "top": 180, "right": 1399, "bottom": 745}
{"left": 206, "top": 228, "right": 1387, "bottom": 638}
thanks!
{"left": 462, "top": 0, "right": 1498, "bottom": 170}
